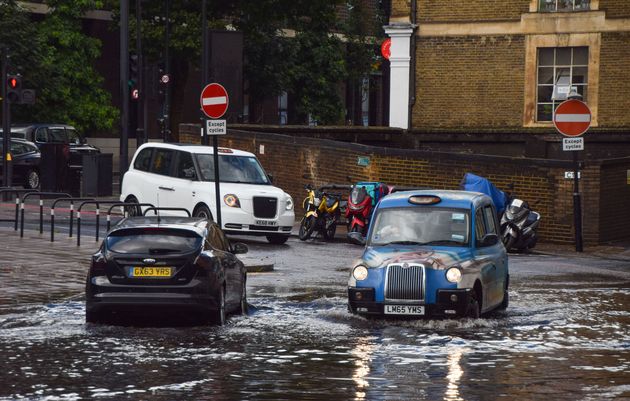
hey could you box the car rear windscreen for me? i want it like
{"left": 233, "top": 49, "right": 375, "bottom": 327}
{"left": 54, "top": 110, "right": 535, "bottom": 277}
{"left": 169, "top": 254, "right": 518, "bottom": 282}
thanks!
{"left": 106, "top": 228, "right": 203, "bottom": 254}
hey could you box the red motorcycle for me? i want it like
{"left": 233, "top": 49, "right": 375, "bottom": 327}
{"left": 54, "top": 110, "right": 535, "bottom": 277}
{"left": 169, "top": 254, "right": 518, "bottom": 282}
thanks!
{"left": 345, "top": 182, "right": 391, "bottom": 236}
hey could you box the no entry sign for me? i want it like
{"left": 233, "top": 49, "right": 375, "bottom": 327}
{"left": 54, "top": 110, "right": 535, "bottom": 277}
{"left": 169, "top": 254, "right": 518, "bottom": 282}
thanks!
{"left": 381, "top": 38, "right": 391, "bottom": 60}
{"left": 553, "top": 99, "right": 591, "bottom": 137}
{"left": 200, "top": 83, "right": 229, "bottom": 119}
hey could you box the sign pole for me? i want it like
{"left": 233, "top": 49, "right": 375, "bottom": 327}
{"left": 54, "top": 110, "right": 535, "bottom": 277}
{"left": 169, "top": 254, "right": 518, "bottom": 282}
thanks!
{"left": 573, "top": 151, "right": 583, "bottom": 252}
{"left": 554, "top": 93, "right": 590, "bottom": 252}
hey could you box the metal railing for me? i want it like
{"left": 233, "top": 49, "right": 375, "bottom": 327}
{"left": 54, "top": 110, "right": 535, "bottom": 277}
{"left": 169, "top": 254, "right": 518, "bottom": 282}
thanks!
{"left": 20, "top": 192, "right": 71, "bottom": 237}
{"left": 0, "top": 188, "right": 39, "bottom": 230}
{"left": 76, "top": 201, "right": 157, "bottom": 246}
{"left": 50, "top": 198, "right": 95, "bottom": 242}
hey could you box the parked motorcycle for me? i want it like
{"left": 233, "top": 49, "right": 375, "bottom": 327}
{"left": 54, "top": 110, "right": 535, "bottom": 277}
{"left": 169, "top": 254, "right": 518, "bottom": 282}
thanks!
{"left": 299, "top": 184, "right": 341, "bottom": 241}
{"left": 345, "top": 181, "right": 391, "bottom": 237}
{"left": 500, "top": 198, "right": 541, "bottom": 252}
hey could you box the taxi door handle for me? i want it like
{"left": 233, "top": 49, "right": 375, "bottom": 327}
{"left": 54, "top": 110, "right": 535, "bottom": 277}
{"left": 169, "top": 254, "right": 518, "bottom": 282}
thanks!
{"left": 159, "top": 186, "right": 174, "bottom": 191}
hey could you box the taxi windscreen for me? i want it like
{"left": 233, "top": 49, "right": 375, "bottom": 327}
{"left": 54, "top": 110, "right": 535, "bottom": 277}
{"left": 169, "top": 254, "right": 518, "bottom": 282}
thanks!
{"left": 370, "top": 207, "right": 470, "bottom": 246}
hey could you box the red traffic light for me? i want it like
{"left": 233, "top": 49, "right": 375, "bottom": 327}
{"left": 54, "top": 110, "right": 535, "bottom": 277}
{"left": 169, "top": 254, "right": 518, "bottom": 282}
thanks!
{"left": 8, "top": 77, "right": 18, "bottom": 89}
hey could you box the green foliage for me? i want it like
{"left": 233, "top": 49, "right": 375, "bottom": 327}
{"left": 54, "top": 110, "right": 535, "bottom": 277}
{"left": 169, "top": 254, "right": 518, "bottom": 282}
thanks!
{"left": 1, "top": 1, "right": 118, "bottom": 135}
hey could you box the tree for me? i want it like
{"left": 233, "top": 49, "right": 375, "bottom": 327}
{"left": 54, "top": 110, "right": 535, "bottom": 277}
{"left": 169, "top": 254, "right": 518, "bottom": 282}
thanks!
{"left": 1, "top": 0, "right": 119, "bottom": 135}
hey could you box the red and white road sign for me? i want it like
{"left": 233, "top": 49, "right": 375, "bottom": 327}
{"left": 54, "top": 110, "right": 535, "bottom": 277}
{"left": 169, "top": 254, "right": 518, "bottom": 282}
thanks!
{"left": 200, "top": 83, "right": 229, "bottom": 119}
{"left": 381, "top": 38, "right": 391, "bottom": 60}
{"left": 553, "top": 99, "right": 591, "bottom": 137}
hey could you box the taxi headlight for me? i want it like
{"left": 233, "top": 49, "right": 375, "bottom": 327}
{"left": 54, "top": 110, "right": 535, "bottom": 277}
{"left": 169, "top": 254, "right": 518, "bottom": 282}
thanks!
{"left": 353, "top": 265, "right": 368, "bottom": 281}
{"left": 286, "top": 195, "right": 294, "bottom": 210}
{"left": 446, "top": 267, "right": 462, "bottom": 283}
{"left": 224, "top": 194, "right": 241, "bottom": 208}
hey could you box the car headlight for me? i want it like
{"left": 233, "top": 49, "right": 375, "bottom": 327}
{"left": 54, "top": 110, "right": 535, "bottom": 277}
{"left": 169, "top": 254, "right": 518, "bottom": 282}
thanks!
{"left": 446, "top": 267, "right": 462, "bottom": 283}
{"left": 224, "top": 194, "right": 241, "bottom": 208}
{"left": 352, "top": 265, "right": 368, "bottom": 281}
{"left": 285, "top": 195, "right": 294, "bottom": 210}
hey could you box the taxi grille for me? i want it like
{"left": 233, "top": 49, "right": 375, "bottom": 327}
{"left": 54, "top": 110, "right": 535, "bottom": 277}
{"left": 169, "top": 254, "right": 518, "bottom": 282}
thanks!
{"left": 385, "top": 264, "right": 425, "bottom": 301}
{"left": 253, "top": 197, "right": 277, "bottom": 218}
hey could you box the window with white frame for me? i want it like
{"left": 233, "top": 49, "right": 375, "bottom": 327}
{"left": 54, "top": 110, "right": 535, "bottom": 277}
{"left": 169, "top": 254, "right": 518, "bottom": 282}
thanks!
{"left": 536, "top": 47, "right": 588, "bottom": 122}
{"left": 539, "top": 0, "right": 590, "bottom": 12}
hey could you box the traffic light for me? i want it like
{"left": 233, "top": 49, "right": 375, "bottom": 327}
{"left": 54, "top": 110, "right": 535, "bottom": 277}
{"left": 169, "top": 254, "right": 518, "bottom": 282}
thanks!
{"left": 129, "top": 52, "right": 139, "bottom": 88}
{"left": 6, "top": 74, "right": 22, "bottom": 104}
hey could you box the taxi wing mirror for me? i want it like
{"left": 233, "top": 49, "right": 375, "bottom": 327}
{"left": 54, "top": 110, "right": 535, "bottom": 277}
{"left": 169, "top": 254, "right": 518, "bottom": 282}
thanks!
{"left": 347, "top": 231, "right": 366, "bottom": 246}
{"left": 479, "top": 233, "right": 499, "bottom": 247}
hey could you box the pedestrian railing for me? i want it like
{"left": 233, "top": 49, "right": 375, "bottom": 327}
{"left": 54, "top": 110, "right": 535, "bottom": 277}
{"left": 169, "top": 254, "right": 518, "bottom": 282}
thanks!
{"left": 105, "top": 202, "right": 155, "bottom": 232}
{"left": 0, "top": 188, "right": 39, "bottom": 230}
{"left": 50, "top": 197, "right": 95, "bottom": 242}
{"left": 143, "top": 207, "right": 191, "bottom": 217}
{"left": 20, "top": 192, "right": 71, "bottom": 237}
{"left": 76, "top": 200, "right": 157, "bottom": 246}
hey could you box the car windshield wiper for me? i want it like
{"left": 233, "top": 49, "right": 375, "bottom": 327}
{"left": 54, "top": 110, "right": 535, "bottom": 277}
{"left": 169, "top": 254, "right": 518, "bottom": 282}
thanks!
{"left": 419, "top": 240, "right": 462, "bottom": 246}
{"left": 381, "top": 240, "right": 425, "bottom": 246}
{"left": 148, "top": 248, "right": 181, "bottom": 254}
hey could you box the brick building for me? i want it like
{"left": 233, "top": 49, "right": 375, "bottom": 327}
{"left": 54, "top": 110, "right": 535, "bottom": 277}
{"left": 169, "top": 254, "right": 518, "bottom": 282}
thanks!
{"left": 385, "top": 0, "right": 630, "bottom": 133}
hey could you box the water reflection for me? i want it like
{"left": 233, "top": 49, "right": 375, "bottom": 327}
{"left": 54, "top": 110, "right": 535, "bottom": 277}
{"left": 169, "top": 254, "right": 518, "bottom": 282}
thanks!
{"left": 444, "top": 347, "right": 466, "bottom": 401}
{"left": 351, "top": 336, "right": 377, "bottom": 400}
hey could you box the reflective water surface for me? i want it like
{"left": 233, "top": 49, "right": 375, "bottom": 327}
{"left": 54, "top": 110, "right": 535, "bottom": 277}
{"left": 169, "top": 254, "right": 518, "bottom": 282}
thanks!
{"left": 1, "top": 273, "right": 629, "bottom": 401}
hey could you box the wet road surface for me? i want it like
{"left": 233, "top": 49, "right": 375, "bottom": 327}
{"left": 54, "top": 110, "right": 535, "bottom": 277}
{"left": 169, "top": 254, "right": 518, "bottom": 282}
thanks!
{"left": 0, "top": 234, "right": 629, "bottom": 400}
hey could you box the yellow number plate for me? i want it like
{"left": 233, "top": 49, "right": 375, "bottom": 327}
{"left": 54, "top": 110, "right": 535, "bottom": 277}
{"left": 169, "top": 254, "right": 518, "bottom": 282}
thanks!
{"left": 131, "top": 266, "right": 172, "bottom": 278}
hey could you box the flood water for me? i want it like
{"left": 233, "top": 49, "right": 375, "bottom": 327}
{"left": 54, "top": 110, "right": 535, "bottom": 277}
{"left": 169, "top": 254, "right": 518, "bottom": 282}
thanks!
{"left": 1, "top": 238, "right": 629, "bottom": 400}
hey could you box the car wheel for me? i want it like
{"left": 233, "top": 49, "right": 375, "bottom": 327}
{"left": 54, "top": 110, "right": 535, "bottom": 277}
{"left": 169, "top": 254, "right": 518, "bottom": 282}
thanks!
{"left": 465, "top": 293, "right": 481, "bottom": 319}
{"left": 25, "top": 169, "right": 40, "bottom": 189}
{"left": 238, "top": 279, "right": 248, "bottom": 315}
{"left": 499, "top": 290, "right": 509, "bottom": 310}
{"left": 124, "top": 196, "right": 141, "bottom": 217}
{"left": 210, "top": 284, "right": 226, "bottom": 325}
{"left": 193, "top": 204, "right": 213, "bottom": 221}
{"left": 266, "top": 234, "right": 289, "bottom": 245}
{"left": 298, "top": 216, "right": 316, "bottom": 241}
{"left": 85, "top": 308, "right": 102, "bottom": 324}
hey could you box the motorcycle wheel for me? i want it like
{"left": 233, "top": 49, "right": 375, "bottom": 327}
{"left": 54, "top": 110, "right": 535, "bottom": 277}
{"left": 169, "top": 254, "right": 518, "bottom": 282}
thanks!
{"left": 324, "top": 221, "right": 337, "bottom": 240}
{"left": 503, "top": 233, "right": 517, "bottom": 252}
{"left": 299, "top": 216, "right": 316, "bottom": 241}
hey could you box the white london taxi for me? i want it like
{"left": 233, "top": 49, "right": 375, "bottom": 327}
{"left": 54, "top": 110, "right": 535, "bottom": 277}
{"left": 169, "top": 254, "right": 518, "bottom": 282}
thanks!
{"left": 120, "top": 143, "right": 295, "bottom": 244}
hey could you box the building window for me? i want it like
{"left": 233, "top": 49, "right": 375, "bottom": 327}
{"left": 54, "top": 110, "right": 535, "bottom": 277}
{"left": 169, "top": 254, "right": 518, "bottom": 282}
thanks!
{"left": 536, "top": 47, "right": 588, "bottom": 122}
{"left": 538, "top": 0, "right": 590, "bottom": 12}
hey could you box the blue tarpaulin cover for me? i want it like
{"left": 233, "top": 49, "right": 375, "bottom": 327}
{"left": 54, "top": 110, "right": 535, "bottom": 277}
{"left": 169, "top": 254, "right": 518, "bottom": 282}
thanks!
{"left": 460, "top": 173, "right": 509, "bottom": 214}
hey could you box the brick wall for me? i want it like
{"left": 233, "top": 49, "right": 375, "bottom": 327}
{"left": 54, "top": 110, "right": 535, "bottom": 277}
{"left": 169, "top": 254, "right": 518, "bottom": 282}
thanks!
{"left": 180, "top": 124, "right": 630, "bottom": 245}
{"left": 414, "top": 35, "right": 526, "bottom": 129}
{"left": 598, "top": 32, "right": 630, "bottom": 128}
{"left": 417, "top": 0, "right": 529, "bottom": 22}
{"left": 598, "top": 158, "right": 630, "bottom": 242}
{"left": 600, "top": 0, "right": 630, "bottom": 18}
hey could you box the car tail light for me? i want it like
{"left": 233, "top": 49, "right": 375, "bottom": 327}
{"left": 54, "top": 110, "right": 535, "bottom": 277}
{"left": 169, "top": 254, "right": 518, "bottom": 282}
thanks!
{"left": 91, "top": 253, "right": 107, "bottom": 274}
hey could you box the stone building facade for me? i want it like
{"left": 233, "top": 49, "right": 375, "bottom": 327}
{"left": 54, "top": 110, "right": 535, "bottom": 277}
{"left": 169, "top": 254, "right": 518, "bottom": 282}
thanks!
{"left": 386, "top": 0, "right": 630, "bottom": 132}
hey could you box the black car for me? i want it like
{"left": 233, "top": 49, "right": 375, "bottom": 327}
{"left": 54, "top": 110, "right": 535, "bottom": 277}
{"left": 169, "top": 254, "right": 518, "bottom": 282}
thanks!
{"left": 0, "top": 138, "right": 41, "bottom": 189}
{"left": 10, "top": 124, "right": 100, "bottom": 166}
{"left": 85, "top": 216, "right": 249, "bottom": 325}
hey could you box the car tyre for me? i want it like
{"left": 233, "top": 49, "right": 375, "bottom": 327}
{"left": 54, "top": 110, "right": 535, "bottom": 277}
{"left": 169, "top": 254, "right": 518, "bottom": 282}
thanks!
{"left": 193, "top": 204, "right": 213, "bottom": 221}
{"left": 465, "top": 293, "right": 481, "bottom": 319}
{"left": 266, "top": 234, "right": 289, "bottom": 245}
{"left": 210, "top": 284, "right": 226, "bottom": 325}
{"left": 124, "top": 196, "right": 142, "bottom": 217}
{"left": 499, "top": 290, "right": 509, "bottom": 310}
{"left": 25, "top": 169, "right": 40, "bottom": 189}
{"left": 298, "top": 216, "right": 316, "bottom": 241}
{"left": 85, "top": 308, "right": 102, "bottom": 324}
{"left": 238, "top": 279, "right": 248, "bottom": 315}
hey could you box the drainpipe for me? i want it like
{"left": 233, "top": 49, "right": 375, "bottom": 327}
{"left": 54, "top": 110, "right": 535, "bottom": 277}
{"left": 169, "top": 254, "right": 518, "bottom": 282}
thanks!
{"left": 408, "top": 0, "right": 417, "bottom": 131}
